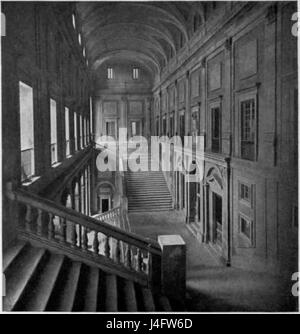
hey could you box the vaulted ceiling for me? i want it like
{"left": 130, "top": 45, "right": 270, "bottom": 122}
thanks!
{"left": 76, "top": 2, "right": 206, "bottom": 79}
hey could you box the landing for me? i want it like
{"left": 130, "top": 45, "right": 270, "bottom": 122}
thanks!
{"left": 129, "top": 211, "right": 297, "bottom": 312}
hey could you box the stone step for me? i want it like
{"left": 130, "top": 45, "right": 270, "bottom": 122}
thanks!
{"left": 17, "top": 253, "right": 65, "bottom": 312}
{"left": 3, "top": 240, "right": 27, "bottom": 272}
{"left": 105, "top": 274, "right": 118, "bottom": 312}
{"left": 4, "top": 245, "right": 46, "bottom": 311}
{"left": 82, "top": 266, "right": 99, "bottom": 312}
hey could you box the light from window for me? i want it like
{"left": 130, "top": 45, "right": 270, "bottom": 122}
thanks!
{"left": 107, "top": 67, "right": 114, "bottom": 79}
{"left": 50, "top": 99, "right": 58, "bottom": 165}
{"left": 65, "top": 107, "right": 70, "bottom": 157}
{"left": 241, "top": 98, "right": 255, "bottom": 160}
{"left": 74, "top": 111, "right": 78, "bottom": 151}
{"left": 83, "top": 117, "right": 87, "bottom": 147}
{"left": 83, "top": 47, "right": 86, "bottom": 58}
{"left": 89, "top": 97, "right": 93, "bottom": 138}
{"left": 19, "top": 81, "right": 35, "bottom": 181}
{"left": 133, "top": 68, "right": 139, "bottom": 80}
{"left": 79, "top": 114, "right": 83, "bottom": 148}
{"left": 72, "top": 14, "right": 76, "bottom": 29}
{"left": 78, "top": 33, "right": 82, "bottom": 45}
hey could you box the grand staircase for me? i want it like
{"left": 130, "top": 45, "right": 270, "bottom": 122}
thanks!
{"left": 3, "top": 241, "right": 172, "bottom": 312}
{"left": 126, "top": 171, "right": 173, "bottom": 212}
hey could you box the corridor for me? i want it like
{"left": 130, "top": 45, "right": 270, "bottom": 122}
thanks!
{"left": 129, "top": 211, "right": 296, "bottom": 312}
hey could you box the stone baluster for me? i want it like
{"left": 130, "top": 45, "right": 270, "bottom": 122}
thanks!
{"left": 126, "top": 244, "right": 132, "bottom": 269}
{"left": 105, "top": 236, "right": 110, "bottom": 258}
{"left": 37, "top": 208, "right": 43, "bottom": 236}
{"left": 116, "top": 239, "right": 121, "bottom": 263}
{"left": 70, "top": 222, "right": 77, "bottom": 248}
{"left": 93, "top": 231, "right": 99, "bottom": 255}
{"left": 25, "top": 204, "right": 32, "bottom": 232}
{"left": 82, "top": 227, "right": 88, "bottom": 251}
{"left": 48, "top": 213, "right": 54, "bottom": 240}
{"left": 137, "top": 249, "right": 143, "bottom": 272}
{"left": 60, "top": 217, "right": 66, "bottom": 243}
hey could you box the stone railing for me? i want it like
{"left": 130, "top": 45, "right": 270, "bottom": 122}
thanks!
{"left": 6, "top": 184, "right": 162, "bottom": 289}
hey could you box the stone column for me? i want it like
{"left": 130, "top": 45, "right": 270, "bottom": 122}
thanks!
{"left": 174, "top": 80, "right": 178, "bottom": 137}
{"left": 185, "top": 71, "right": 190, "bottom": 136}
{"left": 94, "top": 98, "right": 102, "bottom": 139}
{"left": 158, "top": 235, "right": 186, "bottom": 301}
{"left": 203, "top": 183, "right": 210, "bottom": 243}
{"left": 145, "top": 97, "right": 151, "bottom": 140}
{"left": 159, "top": 90, "right": 162, "bottom": 136}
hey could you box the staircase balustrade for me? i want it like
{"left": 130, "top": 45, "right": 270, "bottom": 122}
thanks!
{"left": 6, "top": 184, "right": 162, "bottom": 288}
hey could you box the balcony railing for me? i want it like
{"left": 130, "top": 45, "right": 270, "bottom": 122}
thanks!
{"left": 21, "top": 148, "right": 34, "bottom": 182}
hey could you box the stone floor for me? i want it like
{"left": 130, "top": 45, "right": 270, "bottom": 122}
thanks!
{"left": 129, "top": 210, "right": 297, "bottom": 312}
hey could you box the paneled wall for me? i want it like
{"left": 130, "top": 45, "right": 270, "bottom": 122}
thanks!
{"left": 153, "top": 2, "right": 298, "bottom": 274}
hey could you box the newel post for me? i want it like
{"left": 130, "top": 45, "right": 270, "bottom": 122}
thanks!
{"left": 158, "top": 235, "right": 186, "bottom": 301}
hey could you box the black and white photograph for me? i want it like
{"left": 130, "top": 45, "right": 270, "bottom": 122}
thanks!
{"left": 0, "top": 0, "right": 299, "bottom": 316}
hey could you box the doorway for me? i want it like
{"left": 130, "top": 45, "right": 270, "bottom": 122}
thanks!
{"left": 212, "top": 192, "right": 222, "bottom": 248}
{"left": 101, "top": 198, "right": 109, "bottom": 212}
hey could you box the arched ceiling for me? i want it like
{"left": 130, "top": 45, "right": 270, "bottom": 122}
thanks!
{"left": 76, "top": 2, "right": 206, "bottom": 78}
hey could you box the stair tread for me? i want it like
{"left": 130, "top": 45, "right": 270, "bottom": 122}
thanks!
{"left": 141, "top": 287, "right": 156, "bottom": 312}
{"left": 22, "top": 253, "right": 65, "bottom": 312}
{"left": 4, "top": 246, "right": 46, "bottom": 311}
{"left": 123, "top": 280, "right": 138, "bottom": 312}
{"left": 3, "top": 240, "right": 27, "bottom": 272}
{"left": 157, "top": 295, "right": 172, "bottom": 312}
{"left": 105, "top": 274, "right": 118, "bottom": 312}
{"left": 55, "top": 261, "right": 81, "bottom": 312}
{"left": 82, "top": 267, "right": 99, "bottom": 312}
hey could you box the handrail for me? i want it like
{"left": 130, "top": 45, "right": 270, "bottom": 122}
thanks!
{"left": 7, "top": 186, "right": 161, "bottom": 255}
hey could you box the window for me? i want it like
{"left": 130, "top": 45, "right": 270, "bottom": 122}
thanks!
{"left": 133, "top": 68, "right": 139, "bottom": 80}
{"left": 74, "top": 111, "right": 78, "bottom": 151}
{"left": 72, "top": 14, "right": 76, "bottom": 29}
{"left": 19, "top": 82, "right": 35, "bottom": 181}
{"left": 79, "top": 114, "right": 83, "bottom": 148}
{"left": 50, "top": 99, "right": 58, "bottom": 165}
{"left": 211, "top": 106, "right": 221, "bottom": 153}
{"left": 78, "top": 33, "right": 82, "bottom": 46}
{"left": 239, "top": 215, "right": 254, "bottom": 244}
{"left": 65, "top": 107, "right": 70, "bottom": 157}
{"left": 240, "top": 183, "right": 250, "bottom": 202}
{"left": 107, "top": 67, "right": 114, "bottom": 79}
{"left": 83, "top": 47, "right": 86, "bottom": 58}
{"left": 240, "top": 98, "right": 256, "bottom": 160}
{"left": 156, "top": 117, "right": 159, "bottom": 136}
{"left": 83, "top": 117, "right": 87, "bottom": 146}
{"left": 89, "top": 97, "right": 93, "bottom": 139}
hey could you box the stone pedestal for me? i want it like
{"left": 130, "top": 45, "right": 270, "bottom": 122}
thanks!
{"left": 158, "top": 235, "right": 186, "bottom": 301}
